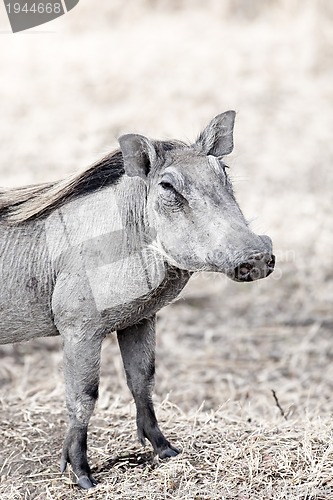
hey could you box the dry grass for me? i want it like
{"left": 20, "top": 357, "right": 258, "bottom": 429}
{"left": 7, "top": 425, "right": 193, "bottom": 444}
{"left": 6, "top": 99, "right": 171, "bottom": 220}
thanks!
{"left": 1, "top": 276, "right": 333, "bottom": 498}
{"left": 1, "top": 310, "right": 333, "bottom": 500}
{"left": 3, "top": 401, "right": 333, "bottom": 499}
{"left": 1, "top": 0, "right": 333, "bottom": 498}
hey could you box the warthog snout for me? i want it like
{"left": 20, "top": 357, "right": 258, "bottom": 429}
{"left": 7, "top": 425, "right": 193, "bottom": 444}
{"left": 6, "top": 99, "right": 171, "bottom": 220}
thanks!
{"left": 234, "top": 253, "right": 275, "bottom": 282}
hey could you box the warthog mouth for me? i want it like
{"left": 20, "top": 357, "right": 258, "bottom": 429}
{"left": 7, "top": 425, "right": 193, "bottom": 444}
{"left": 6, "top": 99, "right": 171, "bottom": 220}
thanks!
{"left": 230, "top": 253, "right": 275, "bottom": 282}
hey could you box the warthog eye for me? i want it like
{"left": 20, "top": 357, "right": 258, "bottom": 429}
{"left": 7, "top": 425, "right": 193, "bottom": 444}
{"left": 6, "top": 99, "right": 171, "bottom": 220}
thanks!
{"left": 160, "top": 181, "right": 175, "bottom": 191}
{"left": 159, "top": 179, "right": 186, "bottom": 208}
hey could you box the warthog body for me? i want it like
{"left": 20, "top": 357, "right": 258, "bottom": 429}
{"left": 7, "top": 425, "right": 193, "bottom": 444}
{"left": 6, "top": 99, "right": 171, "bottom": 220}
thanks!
{"left": 0, "top": 112, "right": 274, "bottom": 488}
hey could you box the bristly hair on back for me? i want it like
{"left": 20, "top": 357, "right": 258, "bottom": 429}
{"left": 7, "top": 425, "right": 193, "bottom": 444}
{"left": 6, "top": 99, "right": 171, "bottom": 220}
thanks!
{"left": 0, "top": 150, "right": 125, "bottom": 225}
{"left": 0, "top": 139, "right": 188, "bottom": 225}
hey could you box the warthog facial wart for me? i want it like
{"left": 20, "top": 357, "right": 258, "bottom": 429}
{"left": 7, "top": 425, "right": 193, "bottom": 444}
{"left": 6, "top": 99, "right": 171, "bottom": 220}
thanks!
{"left": 0, "top": 111, "right": 275, "bottom": 488}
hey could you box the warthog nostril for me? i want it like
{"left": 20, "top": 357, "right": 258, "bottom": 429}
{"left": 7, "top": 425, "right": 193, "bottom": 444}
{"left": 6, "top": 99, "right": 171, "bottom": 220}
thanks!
{"left": 234, "top": 253, "right": 275, "bottom": 282}
{"left": 239, "top": 263, "right": 253, "bottom": 276}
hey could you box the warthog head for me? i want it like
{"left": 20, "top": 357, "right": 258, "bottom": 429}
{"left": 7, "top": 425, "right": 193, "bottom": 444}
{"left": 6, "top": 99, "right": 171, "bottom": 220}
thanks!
{"left": 119, "top": 111, "right": 275, "bottom": 282}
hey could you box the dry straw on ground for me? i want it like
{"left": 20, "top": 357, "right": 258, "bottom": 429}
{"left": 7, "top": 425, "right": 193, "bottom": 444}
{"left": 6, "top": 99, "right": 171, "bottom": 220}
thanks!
{"left": 1, "top": 0, "right": 333, "bottom": 498}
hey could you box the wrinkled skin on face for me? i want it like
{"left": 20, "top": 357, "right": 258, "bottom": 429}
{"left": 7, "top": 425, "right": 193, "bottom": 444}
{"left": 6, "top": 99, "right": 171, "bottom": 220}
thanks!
{"left": 119, "top": 111, "right": 274, "bottom": 281}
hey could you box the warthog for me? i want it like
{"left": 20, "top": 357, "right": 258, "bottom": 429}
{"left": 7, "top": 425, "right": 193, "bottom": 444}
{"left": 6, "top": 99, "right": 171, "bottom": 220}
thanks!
{"left": 0, "top": 111, "right": 274, "bottom": 488}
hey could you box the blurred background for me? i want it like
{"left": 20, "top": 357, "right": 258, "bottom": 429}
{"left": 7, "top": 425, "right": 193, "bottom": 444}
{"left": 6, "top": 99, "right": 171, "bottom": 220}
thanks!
{"left": 0, "top": 0, "right": 333, "bottom": 485}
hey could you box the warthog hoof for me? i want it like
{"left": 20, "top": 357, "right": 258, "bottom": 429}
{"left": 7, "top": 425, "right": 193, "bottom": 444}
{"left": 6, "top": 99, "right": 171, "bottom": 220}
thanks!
{"left": 77, "top": 475, "right": 97, "bottom": 489}
{"left": 158, "top": 444, "right": 181, "bottom": 459}
{"left": 60, "top": 458, "right": 97, "bottom": 489}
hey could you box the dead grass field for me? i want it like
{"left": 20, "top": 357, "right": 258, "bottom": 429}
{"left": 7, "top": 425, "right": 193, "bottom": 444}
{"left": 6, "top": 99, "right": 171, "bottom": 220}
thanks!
{"left": 0, "top": 1, "right": 333, "bottom": 498}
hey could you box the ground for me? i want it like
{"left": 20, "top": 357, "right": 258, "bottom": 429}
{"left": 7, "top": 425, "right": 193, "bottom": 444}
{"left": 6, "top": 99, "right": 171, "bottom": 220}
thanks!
{"left": 0, "top": 1, "right": 333, "bottom": 499}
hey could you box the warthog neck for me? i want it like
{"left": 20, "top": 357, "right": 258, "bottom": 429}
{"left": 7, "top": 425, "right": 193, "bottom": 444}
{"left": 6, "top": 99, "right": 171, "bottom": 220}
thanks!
{"left": 46, "top": 177, "right": 189, "bottom": 318}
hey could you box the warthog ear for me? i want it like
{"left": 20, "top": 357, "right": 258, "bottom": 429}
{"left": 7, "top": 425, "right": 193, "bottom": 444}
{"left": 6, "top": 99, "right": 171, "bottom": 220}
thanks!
{"left": 118, "top": 134, "right": 156, "bottom": 180}
{"left": 195, "top": 110, "right": 236, "bottom": 157}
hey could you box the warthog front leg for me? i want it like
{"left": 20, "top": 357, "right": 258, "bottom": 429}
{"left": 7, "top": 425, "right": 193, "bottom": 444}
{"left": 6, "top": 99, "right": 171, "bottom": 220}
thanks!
{"left": 117, "top": 315, "right": 180, "bottom": 458}
{"left": 60, "top": 333, "right": 102, "bottom": 489}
